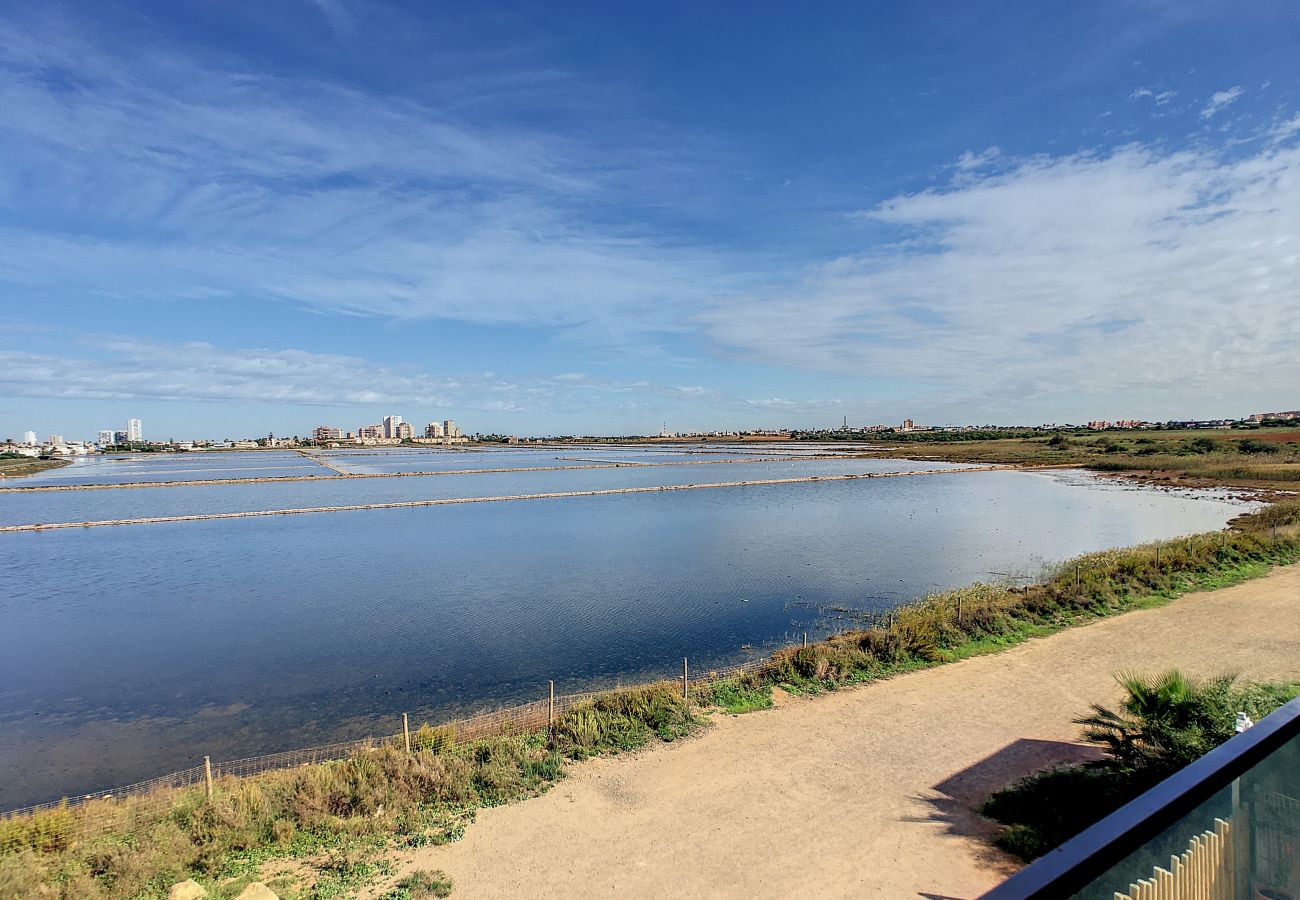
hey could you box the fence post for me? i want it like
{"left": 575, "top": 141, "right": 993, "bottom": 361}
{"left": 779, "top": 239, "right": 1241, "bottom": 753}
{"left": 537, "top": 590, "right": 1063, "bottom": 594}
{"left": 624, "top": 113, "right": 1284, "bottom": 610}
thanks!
{"left": 548, "top": 680, "right": 555, "bottom": 733}
{"left": 1155, "top": 545, "right": 1160, "bottom": 568}
{"left": 402, "top": 713, "right": 411, "bottom": 753}
{"left": 1075, "top": 562, "right": 1080, "bottom": 588}
{"left": 802, "top": 632, "right": 808, "bottom": 648}
{"left": 957, "top": 594, "right": 963, "bottom": 623}
{"left": 203, "top": 755, "right": 213, "bottom": 801}
{"left": 682, "top": 657, "right": 689, "bottom": 701}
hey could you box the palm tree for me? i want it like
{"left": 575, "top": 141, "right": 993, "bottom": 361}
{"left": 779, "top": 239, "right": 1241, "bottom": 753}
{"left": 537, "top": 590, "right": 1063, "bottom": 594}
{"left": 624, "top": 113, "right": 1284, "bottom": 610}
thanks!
{"left": 1075, "top": 670, "right": 1239, "bottom": 774}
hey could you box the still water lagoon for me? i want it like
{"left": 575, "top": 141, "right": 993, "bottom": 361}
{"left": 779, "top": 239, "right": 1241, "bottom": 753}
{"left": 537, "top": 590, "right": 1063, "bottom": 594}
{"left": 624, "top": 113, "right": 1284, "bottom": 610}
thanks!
{"left": 0, "top": 447, "right": 1252, "bottom": 807}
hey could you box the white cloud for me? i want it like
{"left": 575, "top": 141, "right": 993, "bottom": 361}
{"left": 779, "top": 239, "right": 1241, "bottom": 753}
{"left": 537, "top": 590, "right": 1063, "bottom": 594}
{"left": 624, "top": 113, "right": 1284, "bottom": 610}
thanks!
{"left": 954, "top": 147, "right": 1001, "bottom": 171}
{"left": 0, "top": 336, "right": 749, "bottom": 419}
{"left": 698, "top": 136, "right": 1300, "bottom": 418}
{"left": 1201, "top": 85, "right": 1245, "bottom": 119}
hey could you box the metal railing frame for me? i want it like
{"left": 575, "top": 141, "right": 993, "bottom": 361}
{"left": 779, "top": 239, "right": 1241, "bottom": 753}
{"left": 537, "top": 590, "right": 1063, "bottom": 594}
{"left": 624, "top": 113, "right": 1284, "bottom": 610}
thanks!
{"left": 982, "top": 695, "right": 1300, "bottom": 898}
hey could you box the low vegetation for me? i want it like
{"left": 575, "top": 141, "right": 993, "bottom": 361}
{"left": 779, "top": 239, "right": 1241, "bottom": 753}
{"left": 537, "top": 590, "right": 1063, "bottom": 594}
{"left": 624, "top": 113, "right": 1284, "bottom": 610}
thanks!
{"left": 0, "top": 685, "right": 697, "bottom": 899}
{"left": 862, "top": 427, "right": 1300, "bottom": 491}
{"left": 0, "top": 455, "right": 69, "bottom": 478}
{"left": 384, "top": 869, "right": 453, "bottom": 899}
{"left": 980, "top": 671, "right": 1300, "bottom": 861}
{"left": 2, "top": 503, "right": 1297, "bottom": 897}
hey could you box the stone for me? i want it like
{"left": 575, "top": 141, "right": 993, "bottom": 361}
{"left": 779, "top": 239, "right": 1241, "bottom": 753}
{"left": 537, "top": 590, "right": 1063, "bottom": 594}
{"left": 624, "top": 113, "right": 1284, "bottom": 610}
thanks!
{"left": 234, "top": 884, "right": 279, "bottom": 900}
{"left": 167, "top": 882, "right": 207, "bottom": 900}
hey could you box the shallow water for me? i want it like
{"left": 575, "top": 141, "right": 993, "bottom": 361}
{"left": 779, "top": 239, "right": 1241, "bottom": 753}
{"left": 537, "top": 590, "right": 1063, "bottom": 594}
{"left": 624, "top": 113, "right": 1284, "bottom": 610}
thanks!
{"left": 0, "top": 448, "right": 1251, "bottom": 807}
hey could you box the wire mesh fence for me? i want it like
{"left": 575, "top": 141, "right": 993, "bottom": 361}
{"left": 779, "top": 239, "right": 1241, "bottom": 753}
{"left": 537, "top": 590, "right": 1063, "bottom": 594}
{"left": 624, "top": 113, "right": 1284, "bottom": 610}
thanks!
{"left": 0, "top": 645, "right": 805, "bottom": 842}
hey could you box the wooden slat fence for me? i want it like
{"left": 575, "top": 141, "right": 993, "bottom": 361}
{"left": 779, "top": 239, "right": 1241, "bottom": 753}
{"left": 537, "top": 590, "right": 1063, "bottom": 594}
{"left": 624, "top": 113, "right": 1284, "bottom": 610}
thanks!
{"left": 1112, "top": 817, "right": 1234, "bottom": 900}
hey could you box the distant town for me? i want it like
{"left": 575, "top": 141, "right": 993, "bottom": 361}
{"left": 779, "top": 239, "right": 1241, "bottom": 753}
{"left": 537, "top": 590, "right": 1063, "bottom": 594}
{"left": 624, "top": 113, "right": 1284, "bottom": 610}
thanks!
{"left": 3, "top": 407, "right": 1298, "bottom": 460}
{"left": 0, "top": 413, "right": 471, "bottom": 458}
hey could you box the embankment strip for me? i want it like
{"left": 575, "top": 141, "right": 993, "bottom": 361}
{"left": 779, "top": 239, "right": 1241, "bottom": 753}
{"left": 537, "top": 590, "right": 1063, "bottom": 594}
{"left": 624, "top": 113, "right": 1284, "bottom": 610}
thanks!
{"left": 0, "top": 465, "right": 1012, "bottom": 532}
{"left": 295, "top": 451, "right": 353, "bottom": 475}
{"left": 0, "top": 455, "right": 853, "bottom": 493}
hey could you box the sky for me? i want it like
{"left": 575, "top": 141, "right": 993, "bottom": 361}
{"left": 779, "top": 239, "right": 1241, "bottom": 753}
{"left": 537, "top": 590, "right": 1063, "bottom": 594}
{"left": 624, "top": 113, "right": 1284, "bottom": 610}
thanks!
{"left": 2, "top": 1, "right": 1299, "bottom": 440}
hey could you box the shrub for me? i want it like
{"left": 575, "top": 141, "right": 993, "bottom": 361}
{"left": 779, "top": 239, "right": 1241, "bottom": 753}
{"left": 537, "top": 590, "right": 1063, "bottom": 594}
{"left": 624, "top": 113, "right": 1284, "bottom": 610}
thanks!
{"left": 391, "top": 868, "right": 454, "bottom": 898}
{"left": 1238, "top": 438, "right": 1279, "bottom": 454}
{"left": 412, "top": 724, "right": 455, "bottom": 754}
{"left": 983, "top": 671, "right": 1300, "bottom": 861}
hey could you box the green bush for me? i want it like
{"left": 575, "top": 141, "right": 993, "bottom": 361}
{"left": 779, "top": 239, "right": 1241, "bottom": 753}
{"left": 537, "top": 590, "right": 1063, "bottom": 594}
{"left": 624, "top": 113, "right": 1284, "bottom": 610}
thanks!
{"left": 983, "top": 672, "right": 1300, "bottom": 861}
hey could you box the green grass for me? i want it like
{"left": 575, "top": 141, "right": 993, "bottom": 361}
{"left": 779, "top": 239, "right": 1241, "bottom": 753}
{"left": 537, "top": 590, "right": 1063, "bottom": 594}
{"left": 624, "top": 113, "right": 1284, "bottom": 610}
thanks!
{"left": 699, "top": 675, "right": 774, "bottom": 714}
{"left": 384, "top": 869, "right": 454, "bottom": 899}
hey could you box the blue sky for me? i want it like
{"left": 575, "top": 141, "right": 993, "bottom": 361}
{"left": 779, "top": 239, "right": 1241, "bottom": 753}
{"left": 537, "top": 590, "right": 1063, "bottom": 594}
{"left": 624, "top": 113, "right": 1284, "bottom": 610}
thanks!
{"left": 2, "top": 1, "right": 1299, "bottom": 439}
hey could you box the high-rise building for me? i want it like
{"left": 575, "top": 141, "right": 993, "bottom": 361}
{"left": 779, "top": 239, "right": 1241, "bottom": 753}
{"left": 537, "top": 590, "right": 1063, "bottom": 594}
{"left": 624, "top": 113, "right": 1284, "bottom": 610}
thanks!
{"left": 395, "top": 422, "right": 413, "bottom": 440}
{"left": 127, "top": 418, "right": 143, "bottom": 442}
{"left": 98, "top": 430, "right": 115, "bottom": 445}
{"left": 23, "top": 431, "right": 37, "bottom": 446}
{"left": 424, "top": 422, "right": 444, "bottom": 438}
{"left": 48, "top": 434, "right": 65, "bottom": 446}
{"left": 357, "top": 424, "right": 383, "bottom": 440}
{"left": 113, "top": 430, "right": 129, "bottom": 444}
{"left": 443, "top": 419, "right": 458, "bottom": 438}
{"left": 382, "top": 415, "right": 403, "bottom": 439}
{"left": 313, "top": 426, "right": 343, "bottom": 442}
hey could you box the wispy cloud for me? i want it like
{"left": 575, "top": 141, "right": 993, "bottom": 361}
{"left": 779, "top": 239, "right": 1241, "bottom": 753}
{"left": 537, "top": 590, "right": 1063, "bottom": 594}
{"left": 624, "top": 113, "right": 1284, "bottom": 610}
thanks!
{"left": 0, "top": 335, "right": 756, "bottom": 421}
{"left": 0, "top": 15, "right": 727, "bottom": 338}
{"left": 1201, "top": 85, "right": 1244, "bottom": 119}
{"left": 698, "top": 132, "right": 1300, "bottom": 419}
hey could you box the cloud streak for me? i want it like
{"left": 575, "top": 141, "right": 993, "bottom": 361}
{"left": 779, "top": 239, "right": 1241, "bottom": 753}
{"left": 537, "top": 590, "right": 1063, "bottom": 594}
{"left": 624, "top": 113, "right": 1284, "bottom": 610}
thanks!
{"left": 0, "top": 15, "right": 727, "bottom": 337}
{"left": 1201, "top": 85, "right": 1245, "bottom": 119}
{"left": 0, "top": 336, "right": 761, "bottom": 422}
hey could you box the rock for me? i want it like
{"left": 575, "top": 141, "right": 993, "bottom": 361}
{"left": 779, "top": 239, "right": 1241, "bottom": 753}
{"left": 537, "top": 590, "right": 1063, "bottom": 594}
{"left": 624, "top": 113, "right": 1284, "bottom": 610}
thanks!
{"left": 234, "top": 884, "right": 279, "bottom": 900}
{"left": 167, "top": 882, "right": 207, "bottom": 900}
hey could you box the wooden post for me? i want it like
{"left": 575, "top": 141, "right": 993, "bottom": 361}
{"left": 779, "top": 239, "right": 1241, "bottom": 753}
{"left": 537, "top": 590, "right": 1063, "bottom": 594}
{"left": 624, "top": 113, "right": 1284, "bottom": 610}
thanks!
{"left": 203, "top": 755, "right": 213, "bottom": 801}
{"left": 402, "top": 713, "right": 411, "bottom": 753}
{"left": 957, "top": 595, "right": 963, "bottom": 623}
{"left": 1155, "top": 545, "right": 1160, "bottom": 568}
{"left": 548, "top": 680, "right": 555, "bottom": 732}
{"left": 802, "top": 632, "right": 808, "bottom": 648}
{"left": 1075, "top": 562, "right": 1081, "bottom": 588}
{"left": 682, "top": 657, "right": 689, "bottom": 701}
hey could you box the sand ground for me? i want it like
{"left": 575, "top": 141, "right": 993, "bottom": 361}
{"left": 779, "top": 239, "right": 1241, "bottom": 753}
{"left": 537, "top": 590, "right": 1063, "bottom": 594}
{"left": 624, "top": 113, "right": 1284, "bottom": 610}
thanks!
{"left": 372, "top": 565, "right": 1300, "bottom": 900}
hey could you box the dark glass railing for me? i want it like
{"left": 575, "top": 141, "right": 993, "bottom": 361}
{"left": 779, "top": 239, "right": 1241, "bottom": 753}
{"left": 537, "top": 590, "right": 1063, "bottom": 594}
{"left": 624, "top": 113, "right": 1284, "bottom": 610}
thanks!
{"left": 983, "top": 696, "right": 1300, "bottom": 899}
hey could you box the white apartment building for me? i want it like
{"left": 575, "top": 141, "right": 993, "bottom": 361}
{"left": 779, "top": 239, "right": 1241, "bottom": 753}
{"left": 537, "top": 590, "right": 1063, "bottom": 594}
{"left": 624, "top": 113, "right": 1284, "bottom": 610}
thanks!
{"left": 127, "top": 418, "right": 143, "bottom": 442}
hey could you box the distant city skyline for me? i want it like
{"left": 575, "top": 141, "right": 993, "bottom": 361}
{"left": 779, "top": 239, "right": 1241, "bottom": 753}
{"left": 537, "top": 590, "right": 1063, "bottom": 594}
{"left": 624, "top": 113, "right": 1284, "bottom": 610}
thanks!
{"left": 8, "top": 405, "right": 1298, "bottom": 447}
{"left": 2, "top": 2, "right": 1299, "bottom": 438}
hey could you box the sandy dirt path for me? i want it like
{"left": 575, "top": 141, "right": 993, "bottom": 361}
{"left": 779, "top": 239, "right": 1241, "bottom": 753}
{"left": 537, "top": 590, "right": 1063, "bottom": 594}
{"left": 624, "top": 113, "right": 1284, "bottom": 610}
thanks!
{"left": 378, "top": 565, "right": 1300, "bottom": 900}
